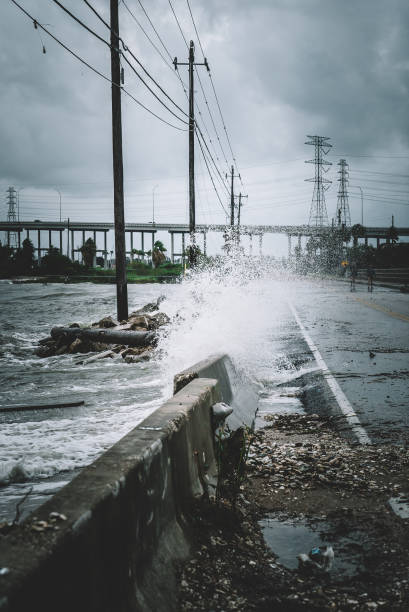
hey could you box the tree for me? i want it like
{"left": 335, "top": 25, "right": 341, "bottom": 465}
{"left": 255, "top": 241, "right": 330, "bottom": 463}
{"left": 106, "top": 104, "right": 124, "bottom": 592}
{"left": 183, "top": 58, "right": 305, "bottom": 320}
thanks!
{"left": 0, "top": 242, "right": 13, "bottom": 276}
{"left": 351, "top": 224, "right": 365, "bottom": 247}
{"left": 152, "top": 240, "right": 167, "bottom": 268}
{"left": 79, "top": 238, "right": 96, "bottom": 268}
{"left": 13, "top": 238, "right": 36, "bottom": 273}
{"left": 39, "top": 246, "right": 73, "bottom": 274}
{"left": 387, "top": 225, "right": 399, "bottom": 244}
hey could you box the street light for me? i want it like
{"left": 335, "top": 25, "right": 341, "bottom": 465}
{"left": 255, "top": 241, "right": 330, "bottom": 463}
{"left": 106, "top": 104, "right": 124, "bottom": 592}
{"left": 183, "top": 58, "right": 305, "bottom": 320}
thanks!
{"left": 152, "top": 184, "right": 158, "bottom": 224}
{"left": 17, "top": 186, "right": 29, "bottom": 221}
{"left": 52, "top": 187, "right": 62, "bottom": 222}
{"left": 351, "top": 185, "right": 364, "bottom": 225}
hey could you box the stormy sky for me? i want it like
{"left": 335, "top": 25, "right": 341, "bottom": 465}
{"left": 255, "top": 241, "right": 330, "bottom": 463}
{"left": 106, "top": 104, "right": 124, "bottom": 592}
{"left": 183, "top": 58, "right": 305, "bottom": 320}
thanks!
{"left": 1, "top": 0, "right": 408, "bottom": 255}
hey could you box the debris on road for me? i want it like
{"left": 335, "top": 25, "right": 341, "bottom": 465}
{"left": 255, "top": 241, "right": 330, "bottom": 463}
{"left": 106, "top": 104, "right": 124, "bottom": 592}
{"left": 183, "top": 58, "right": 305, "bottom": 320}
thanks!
{"left": 177, "top": 413, "right": 409, "bottom": 611}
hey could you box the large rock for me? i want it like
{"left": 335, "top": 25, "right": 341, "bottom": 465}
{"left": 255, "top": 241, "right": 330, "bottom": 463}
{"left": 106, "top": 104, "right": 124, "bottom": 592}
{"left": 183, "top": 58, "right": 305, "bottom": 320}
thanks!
{"left": 97, "top": 316, "right": 118, "bottom": 328}
{"left": 128, "top": 315, "right": 150, "bottom": 331}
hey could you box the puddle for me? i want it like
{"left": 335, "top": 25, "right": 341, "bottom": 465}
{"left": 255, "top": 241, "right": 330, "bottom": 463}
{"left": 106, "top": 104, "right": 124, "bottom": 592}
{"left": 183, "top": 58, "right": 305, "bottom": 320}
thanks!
{"left": 259, "top": 516, "right": 363, "bottom": 578}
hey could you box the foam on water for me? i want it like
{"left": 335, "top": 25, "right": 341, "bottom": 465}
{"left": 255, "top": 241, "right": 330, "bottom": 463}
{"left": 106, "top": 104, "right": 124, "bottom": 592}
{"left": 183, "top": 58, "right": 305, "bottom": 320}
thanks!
{"left": 0, "top": 260, "right": 297, "bottom": 519}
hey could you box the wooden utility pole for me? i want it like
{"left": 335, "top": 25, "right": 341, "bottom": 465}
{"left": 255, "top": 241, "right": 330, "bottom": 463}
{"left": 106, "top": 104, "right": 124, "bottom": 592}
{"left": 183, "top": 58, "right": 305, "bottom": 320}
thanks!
{"left": 236, "top": 192, "right": 248, "bottom": 244}
{"left": 188, "top": 41, "right": 195, "bottom": 246}
{"left": 110, "top": 0, "right": 128, "bottom": 320}
{"left": 230, "top": 165, "right": 235, "bottom": 226}
{"left": 229, "top": 166, "right": 241, "bottom": 227}
{"left": 174, "top": 42, "right": 209, "bottom": 265}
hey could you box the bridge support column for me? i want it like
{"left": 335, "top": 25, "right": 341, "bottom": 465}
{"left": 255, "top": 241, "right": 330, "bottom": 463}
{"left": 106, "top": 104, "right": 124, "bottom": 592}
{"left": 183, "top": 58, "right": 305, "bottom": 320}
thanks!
{"left": 249, "top": 233, "right": 253, "bottom": 257}
{"left": 59, "top": 230, "right": 63, "bottom": 254}
{"left": 104, "top": 231, "right": 108, "bottom": 269}
{"left": 141, "top": 232, "right": 144, "bottom": 256}
{"left": 170, "top": 232, "right": 174, "bottom": 263}
{"left": 376, "top": 237, "right": 380, "bottom": 248}
{"left": 130, "top": 231, "right": 134, "bottom": 260}
{"left": 71, "top": 231, "right": 75, "bottom": 262}
{"left": 37, "top": 229, "right": 41, "bottom": 264}
{"left": 182, "top": 233, "right": 185, "bottom": 265}
{"left": 17, "top": 231, "right": 21, "bottom": 248}
{"left": 151, "top": 232, "right": 155, "bottom": 268}
{"left": 80, "top": 231, "right": 85, "bottom": 263}
{"left": 287, "top": 234, "right": 292, "bottom": 258}
{"left": 365, "top": 236, "right": 368, "bottom": 246}
{"left": 203, "top": 231, "right": 207, "bottom": 256}
{"left": 26, "top": 229, "right": 29, "bottom": 241}
{"left": 48, "top": 230, "right": 52, "bottom": 251}
{"left": 298, "top": 234, "right": 302, "bottom": 250}
{"left": 259, "top": 233, "right": 263, "bottom": 257}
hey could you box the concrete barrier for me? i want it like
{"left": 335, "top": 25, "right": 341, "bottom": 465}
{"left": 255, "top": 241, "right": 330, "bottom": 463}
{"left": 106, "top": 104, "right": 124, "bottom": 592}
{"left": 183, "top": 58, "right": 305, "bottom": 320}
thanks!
{"left": 0, "top": 354, "right": 258, "bottom": 611}
{"left": 174, "top": 353, "right": 258, "bottom": 430}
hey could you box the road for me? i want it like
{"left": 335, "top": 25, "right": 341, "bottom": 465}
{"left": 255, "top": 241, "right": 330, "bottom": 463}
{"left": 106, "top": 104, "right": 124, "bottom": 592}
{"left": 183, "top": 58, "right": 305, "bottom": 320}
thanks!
{"left": 280, "top": 280, "right": 409, "bottom": 444}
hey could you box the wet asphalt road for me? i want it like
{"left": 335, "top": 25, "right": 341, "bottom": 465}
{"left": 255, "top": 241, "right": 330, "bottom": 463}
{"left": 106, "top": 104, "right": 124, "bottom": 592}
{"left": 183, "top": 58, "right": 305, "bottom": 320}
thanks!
{"left": 288, "top": 281, "right": 409, "bottom": 444}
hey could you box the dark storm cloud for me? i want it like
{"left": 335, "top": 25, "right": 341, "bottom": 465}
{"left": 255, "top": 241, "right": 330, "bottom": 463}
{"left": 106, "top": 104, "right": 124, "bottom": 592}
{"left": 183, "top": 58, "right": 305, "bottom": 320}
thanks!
{"left": 0, "top": 0, "right": 408, "bottom": 229}
{"left": 199, "top": 0, "right": 409, "bottom": 158}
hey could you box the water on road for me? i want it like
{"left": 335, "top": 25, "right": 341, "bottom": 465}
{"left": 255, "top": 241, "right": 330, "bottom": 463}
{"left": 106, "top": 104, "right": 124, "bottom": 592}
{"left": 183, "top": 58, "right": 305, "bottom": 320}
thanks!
{"left": 1, "top": 270, "right": 408, "bottom": 520}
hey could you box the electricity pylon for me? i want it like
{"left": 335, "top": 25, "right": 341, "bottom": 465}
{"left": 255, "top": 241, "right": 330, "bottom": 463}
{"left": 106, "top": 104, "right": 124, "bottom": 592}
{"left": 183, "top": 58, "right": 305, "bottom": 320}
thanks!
{"left": 305, "top": 135, "right": 332, "bottom": 226}
{"left": 335, "top": 159, "right": 351, "bottom": 227}
{"left": 6, "top": 186, "right": 18, "bottom": 248}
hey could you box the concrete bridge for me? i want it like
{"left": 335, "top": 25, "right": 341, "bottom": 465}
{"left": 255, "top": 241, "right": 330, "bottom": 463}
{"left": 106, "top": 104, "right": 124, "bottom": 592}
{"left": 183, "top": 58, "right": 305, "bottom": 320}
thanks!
{"left": 1, "top": 220, "right": 408, "bottom": 264}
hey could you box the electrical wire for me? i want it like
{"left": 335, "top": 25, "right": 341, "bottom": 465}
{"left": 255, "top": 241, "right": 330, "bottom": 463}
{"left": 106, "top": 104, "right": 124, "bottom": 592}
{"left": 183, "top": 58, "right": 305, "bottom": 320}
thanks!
{"left": 195, "top": 126, "right": 230, "bottom": 195}
{"left": 50, "top": 0, "right": 188, "bottom": 123}
{"left": 82, "top": 0, "right": 188, "bottom": 120}
{"left": 169, "top": 0, "right": 231, "bottom": 171}
{"left": 185, "top": 0, "right": 244, "bottom": 185}
{"left": 10, "top": 0, "right": 187, "bottom": 131}
{"left": 196, "top": 134, "right": 228, "bottom": 216}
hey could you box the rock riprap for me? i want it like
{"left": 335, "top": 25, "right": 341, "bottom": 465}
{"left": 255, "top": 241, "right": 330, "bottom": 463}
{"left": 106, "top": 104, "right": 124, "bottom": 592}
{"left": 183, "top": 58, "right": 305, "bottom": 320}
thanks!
{"left": 35, "top": 297, "right": 169, "bottom": 362}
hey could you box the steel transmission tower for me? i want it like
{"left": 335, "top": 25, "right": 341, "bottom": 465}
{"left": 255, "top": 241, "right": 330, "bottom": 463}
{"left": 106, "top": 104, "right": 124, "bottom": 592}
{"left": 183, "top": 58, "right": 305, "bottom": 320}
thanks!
{"left": 305, "top": 135, "right": 332, "bottom": 226}
{"left": 335, "top": 159, "right": 351, "bottom": 227}
{"left": 6, "top": 186, "right": 18, "bottom": 247}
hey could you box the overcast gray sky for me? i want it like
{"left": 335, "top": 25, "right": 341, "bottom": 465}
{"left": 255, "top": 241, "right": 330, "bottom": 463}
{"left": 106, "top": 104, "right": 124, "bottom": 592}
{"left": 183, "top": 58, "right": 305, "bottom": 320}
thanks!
{"left": 1, "top": 0, "right": 408, "bottom": 254}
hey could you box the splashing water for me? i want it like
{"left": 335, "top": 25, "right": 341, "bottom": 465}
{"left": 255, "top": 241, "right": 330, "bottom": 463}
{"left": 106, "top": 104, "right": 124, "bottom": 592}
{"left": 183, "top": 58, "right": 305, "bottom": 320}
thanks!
{"left": 0, "top": 259, "right": 297, "bottom": 520}
{"left": 156, "top": 254, "right": 295, "bottom": 394}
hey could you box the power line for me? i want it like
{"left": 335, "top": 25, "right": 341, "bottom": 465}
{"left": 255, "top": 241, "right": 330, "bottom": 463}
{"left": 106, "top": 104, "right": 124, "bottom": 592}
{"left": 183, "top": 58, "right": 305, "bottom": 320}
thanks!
{"left": 195, "top": 126, "right": 230, "bottom": 195}
{"left": 10, "top": 0, "right": 187, "bottom": 131}
{"left": 351, "top": 169, "right": 409, "bottom": 179}
{"left": 185, "top": 0, "right": 242, "bottom": 183}
{"left": 51, "top": 0, "right": 108, "bottom": 46}
{"left": 183, "top": 0, "right": 243, "bottom": 185}
{"left": 125, "top": 0, "right": 229, "bottom": 195}
{"left": 121, "top": 0, "right": 174, "bottom": 69}
{"left": 50, "top": 0, "right": 188, "bottom": 124}
{"left": 136, "top": 0, "right": 176, "bottom": 63}
{"left": 167, "top": 0, "right": 230, "bottom": 172}
{"left": 168, "top": 0, "right": 189, "bottom": 47}
{"left": 329, "top": 153, "right": 409, "bottom": 159}
{"left": 83, "top": 0, "right": 189, "bottom": 119}
{"left": 196, "top": 133, "right": 228, "bottom": 216}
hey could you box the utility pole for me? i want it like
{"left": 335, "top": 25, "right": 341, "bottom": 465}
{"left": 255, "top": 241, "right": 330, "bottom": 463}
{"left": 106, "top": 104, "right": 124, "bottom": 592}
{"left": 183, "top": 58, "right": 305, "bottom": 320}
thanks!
{"left": 305, "top": 135, "right": 332, "bottom": 227}
{"left": 335, "top": 159, "right": 351, "bottom": 227}
{"left": 110, "top": 0, "right": 128, "bottom": 321}
{"left": 174, "top": 42, "right": 209, "bottom": 264}
{"left": 228, "top": 166, "right": 241, "bottom": 227}
{"left": 236, "top": 192, "right": 248, "bottom": 244}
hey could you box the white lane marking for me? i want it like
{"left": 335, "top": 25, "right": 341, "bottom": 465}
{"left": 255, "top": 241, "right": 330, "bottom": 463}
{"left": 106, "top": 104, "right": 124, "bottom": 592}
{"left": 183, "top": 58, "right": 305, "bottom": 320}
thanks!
{"left": 289, "top": 303, "right": 371, "bottom": 445}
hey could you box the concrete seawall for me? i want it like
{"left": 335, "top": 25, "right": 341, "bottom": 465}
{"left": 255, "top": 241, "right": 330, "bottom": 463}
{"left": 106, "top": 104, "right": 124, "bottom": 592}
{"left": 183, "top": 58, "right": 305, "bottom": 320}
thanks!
{"left": 174, "top": 353, "right": 258, "bottom": 430}
{"left": 0, "top": 355, "right": 258, "bottom": 611}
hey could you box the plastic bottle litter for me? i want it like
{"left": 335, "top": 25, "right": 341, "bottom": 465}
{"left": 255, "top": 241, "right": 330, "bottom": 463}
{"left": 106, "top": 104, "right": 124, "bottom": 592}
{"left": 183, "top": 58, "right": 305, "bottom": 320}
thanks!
{"left": 298, "top": 545, "right": 334, "bottom": 572}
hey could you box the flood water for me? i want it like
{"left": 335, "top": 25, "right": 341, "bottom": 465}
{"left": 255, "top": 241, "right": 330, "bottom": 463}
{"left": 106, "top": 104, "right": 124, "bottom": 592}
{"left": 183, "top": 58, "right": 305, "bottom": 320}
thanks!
{"left": 0, "top": 266, "right": 295, "bottom": 521}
